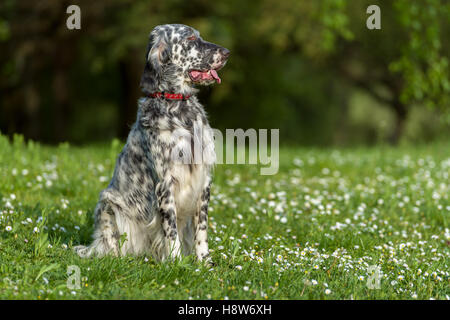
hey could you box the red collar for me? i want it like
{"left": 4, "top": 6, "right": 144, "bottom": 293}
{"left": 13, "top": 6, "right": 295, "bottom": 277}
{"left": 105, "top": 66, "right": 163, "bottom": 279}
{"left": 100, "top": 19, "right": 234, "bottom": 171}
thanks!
{"left": 149, "top": 92, "right": 191, "bottom": 101}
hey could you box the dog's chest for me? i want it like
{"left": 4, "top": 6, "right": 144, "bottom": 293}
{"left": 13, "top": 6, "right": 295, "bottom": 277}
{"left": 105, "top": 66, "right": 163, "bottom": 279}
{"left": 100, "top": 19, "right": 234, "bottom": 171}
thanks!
{"left": 159, "top": 116, "right": 215, "bottom": 216}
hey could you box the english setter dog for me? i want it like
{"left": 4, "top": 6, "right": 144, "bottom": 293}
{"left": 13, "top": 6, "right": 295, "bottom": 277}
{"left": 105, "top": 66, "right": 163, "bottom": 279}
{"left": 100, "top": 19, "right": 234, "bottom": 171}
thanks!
{"left": 74, "top": 24, "right": 229, "bottom": 263}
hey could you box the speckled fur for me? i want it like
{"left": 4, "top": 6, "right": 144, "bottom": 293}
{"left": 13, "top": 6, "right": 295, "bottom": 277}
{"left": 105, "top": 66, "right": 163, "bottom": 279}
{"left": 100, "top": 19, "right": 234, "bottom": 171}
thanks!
{"left": 74, "top": 24, "right": 229, "bottom": 262}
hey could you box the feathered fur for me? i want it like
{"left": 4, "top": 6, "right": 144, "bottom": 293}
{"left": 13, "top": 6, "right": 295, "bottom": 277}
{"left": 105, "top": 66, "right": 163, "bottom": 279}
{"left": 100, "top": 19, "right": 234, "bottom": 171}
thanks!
{"left": 74, "top": 24, "right": 229, "bottom": 262}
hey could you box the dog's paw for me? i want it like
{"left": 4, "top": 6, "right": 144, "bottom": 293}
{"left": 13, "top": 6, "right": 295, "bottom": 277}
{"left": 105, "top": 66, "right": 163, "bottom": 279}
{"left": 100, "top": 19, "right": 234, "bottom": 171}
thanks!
{"left": 73, "top": 245, "right": 90, "bottom": 258}
{"left": 167, "top": 240, "right": 182, "bottom": 260}
{"left": 197, "top": 252, "right": 214, "bottom": 267}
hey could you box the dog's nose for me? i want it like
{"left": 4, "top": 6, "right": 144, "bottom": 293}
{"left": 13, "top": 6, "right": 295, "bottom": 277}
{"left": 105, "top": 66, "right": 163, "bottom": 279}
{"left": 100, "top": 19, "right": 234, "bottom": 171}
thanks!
{"left": 220, "top": 48, "right": 230, "bottom": 59}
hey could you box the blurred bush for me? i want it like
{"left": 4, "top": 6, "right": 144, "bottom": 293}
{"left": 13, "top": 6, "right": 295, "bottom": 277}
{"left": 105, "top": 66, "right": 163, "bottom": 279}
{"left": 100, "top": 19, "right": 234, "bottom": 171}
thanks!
{"left": 0, "top": 0, "right": 448, "bottom": 146}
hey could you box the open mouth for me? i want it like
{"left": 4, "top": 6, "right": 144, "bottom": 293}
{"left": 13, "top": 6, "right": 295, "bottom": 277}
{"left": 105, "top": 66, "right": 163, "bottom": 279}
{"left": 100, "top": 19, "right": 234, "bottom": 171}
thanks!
{"left": 188, "top": 69, "right": 222, "bottom": 84}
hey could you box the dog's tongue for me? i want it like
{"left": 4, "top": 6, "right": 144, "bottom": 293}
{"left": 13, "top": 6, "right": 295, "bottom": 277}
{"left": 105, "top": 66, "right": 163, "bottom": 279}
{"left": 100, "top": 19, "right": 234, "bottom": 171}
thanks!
{"left": 190, "top": 70, "right": 221, "bottom": 83}
{"left": 209, "top": 69, "right": 221, "bottom": 84}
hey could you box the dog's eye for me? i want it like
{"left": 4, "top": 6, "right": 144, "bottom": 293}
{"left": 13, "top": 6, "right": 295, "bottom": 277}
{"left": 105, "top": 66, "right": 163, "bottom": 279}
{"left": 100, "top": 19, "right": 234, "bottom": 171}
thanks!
{"left": 187, "top": 35, "right": 197, "bottom": 41}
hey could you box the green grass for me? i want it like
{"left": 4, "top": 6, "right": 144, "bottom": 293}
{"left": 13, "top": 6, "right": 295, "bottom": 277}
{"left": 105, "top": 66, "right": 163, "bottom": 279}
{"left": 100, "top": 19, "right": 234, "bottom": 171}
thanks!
{"left": 0, "top": 134, "right": 448, "bottom": 300}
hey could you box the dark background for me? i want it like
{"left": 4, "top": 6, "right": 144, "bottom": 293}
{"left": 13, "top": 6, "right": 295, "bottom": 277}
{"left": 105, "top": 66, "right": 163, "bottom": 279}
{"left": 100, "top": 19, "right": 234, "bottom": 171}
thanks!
{"left": 0, "top": 0, "right": 449, "bottom": 146}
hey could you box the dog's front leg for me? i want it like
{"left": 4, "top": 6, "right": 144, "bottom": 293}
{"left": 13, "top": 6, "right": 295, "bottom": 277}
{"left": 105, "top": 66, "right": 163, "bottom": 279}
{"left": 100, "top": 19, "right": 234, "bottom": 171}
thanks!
{"left": 156, "top": 178, "right": 182, "bottom": 260}
{"left": 194, "top": 178, "right": 212, "bottom": 263}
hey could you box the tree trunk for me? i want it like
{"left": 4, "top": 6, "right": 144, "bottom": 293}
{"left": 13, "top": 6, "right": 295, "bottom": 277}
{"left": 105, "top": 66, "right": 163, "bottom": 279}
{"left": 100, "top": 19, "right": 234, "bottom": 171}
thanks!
{"left": 52, "top": 67, "right": 70, "bottom": 142}
{"left": 118, "top": 51, "right": 141, "bottom": 139}
{"left": 52, "top": 37, "right": 75, "bottom": 143}
{"left": 23, "top": 83, "right": 41, "bottom": 140}
{"left": 389, "top": 99, "right": 407, "bottom": 145}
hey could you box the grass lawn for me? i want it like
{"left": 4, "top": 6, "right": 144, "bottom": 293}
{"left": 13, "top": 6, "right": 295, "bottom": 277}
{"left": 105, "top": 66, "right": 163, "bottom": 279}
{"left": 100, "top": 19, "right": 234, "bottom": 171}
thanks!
{"left": 0, "top": 134, "right": 448, "bottom": 300}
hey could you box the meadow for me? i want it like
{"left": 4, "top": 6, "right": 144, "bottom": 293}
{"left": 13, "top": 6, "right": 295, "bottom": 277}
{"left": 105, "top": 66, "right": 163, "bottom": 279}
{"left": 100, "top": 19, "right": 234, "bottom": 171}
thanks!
{"left": 0, "top": 134, "right": 448, "bottom": 300}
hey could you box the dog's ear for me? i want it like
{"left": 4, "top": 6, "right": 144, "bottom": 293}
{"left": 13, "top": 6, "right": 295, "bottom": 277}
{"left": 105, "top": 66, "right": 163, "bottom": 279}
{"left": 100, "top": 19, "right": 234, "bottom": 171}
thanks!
{"left": 140, "top": 31, "right": 170, "bottom": 94}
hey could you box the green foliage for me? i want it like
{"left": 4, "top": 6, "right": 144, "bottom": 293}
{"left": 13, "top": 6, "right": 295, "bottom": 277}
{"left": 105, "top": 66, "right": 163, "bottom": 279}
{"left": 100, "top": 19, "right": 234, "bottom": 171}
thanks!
{"left": 0, "top": 0, "right": 448, "bottom": 145}
{"left": 390, "top": 0, "right": 450, "bottom": 113}
{"left": 35, "top": 263, "right": 59, "bottom": 282}
{"left": 318, "top": 0, "right": 355, "bottom": 52}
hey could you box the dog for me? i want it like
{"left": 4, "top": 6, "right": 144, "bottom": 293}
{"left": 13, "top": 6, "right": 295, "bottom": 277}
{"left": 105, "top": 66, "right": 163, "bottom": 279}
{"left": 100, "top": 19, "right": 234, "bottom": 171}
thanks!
{"left": 74, "top": 24, "right": 229, "bottom": 262}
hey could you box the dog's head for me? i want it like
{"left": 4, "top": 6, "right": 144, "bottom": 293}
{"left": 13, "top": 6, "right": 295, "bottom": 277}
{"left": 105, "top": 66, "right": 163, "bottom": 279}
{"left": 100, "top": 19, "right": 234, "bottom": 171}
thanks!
{"left": 140, "top": 24, "right": 230, "bottom": 95}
